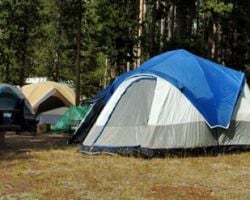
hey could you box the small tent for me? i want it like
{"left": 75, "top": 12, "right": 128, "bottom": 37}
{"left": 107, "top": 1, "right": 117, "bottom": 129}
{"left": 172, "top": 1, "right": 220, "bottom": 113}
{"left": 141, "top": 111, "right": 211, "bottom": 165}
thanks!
{"left": 80, "top": 49, "right": 250, "bottom": 156}
{"left": 22, "top": 81, "right": 75, "bottom": 113}
{"left": 0, "top": 83, "right": 34, "bottom": 128}
{"left": 51, "top": 105, "right": 91, "bottom": 132}
{"left": 0, "top": 84, "right": 32, "bottom": 112}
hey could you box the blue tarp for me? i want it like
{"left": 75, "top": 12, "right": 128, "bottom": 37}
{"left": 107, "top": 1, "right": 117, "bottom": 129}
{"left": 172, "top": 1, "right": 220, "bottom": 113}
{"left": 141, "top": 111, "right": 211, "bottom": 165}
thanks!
{"left": 96, "top": 49, "right": 245, "bottom": 128}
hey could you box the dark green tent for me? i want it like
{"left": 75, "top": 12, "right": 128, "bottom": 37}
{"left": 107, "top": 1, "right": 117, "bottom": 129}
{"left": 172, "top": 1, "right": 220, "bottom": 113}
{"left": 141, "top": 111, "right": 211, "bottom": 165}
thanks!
{"left": 51, "top": 105, "right": 91, "bottom": 132}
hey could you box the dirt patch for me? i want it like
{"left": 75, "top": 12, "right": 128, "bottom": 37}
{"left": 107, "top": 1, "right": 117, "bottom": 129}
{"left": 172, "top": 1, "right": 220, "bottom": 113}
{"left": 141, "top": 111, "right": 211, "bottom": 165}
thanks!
{"left": 6, "top": 132, "right": 70, "bottom": 149}
{"left": 0, "top": 132, "right": 72, "bottom": 159}
{"left": 147, "top": 185, "right": 214, "bottom": 200}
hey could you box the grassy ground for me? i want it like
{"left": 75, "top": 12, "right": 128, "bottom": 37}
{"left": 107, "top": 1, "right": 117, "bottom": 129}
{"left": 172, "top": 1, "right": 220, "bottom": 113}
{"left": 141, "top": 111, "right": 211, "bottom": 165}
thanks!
{"left": 0, "top": 132, "right": 249, "bottom": 200}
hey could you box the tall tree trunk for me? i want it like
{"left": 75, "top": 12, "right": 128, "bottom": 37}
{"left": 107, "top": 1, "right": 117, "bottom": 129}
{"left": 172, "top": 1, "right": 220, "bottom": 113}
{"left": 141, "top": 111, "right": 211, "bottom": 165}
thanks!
{"left": 175, "top": 0, "right": 195, "bottom": 40}
{"left": 19, "top": 25, "right": 28, "bottom": 87}
{"left": 160, "top": 1, "right": 166, "bottom": 51}
{"left": 54, "top": 50, "right": 60, "bottom": 82}
{"left": 19, "top": 50, "right": 26, "bottom": 87}
{"left": 54, "top": 0, "right": 62, "bottom": 82}
{"left": 5, "top": 61, "right": 10, "bottom": 83}
{"left": 150, "top": 0, "right": 158, "bottom": 56}
{"left": 185, "top": 0, "right": 196, "bottom": 38}
{"left": 196, "top": 0, "right": 200, "bottom": 36}
{"left": 104, "top": 57, "right": 109, "bottom": 88}
{"left": 136, "top": 0, "right": 144, "bottom": 68}
{"left": 207, "top": 19, "right": 217, "bottom": 59}
{"left": 167, "top": 2, "right": 175, "bottom": 41}
{"left": 5, "top": 32, "right": 13, "bottom": 83}
{"left": 75, "top": 0, "right": 82, "bottom": 106}
{"left": 175, "top": 0, "right": 184, "bottom": 40}
{"left": 126, "top": 61, "right": 130, "bottom": 72}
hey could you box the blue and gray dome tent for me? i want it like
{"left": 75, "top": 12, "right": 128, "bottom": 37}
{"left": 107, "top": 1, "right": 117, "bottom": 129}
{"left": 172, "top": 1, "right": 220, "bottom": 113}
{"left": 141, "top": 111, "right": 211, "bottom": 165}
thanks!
{"left": 77, "top": 49, "right": 250, "bottom": 156}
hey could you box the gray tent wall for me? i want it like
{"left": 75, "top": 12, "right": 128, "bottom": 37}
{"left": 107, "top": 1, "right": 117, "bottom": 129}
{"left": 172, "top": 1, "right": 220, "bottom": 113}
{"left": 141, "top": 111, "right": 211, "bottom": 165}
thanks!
{"left": 81, "top": 75, "right": 250, "bottom": 156}
{"left": 217, "top": 83, "right": 250, "bottom": 146}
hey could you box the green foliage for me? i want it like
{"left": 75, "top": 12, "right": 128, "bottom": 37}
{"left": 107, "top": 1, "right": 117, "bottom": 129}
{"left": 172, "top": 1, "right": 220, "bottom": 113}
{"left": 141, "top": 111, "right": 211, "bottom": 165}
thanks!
{"left": 0, "top": 0, "right": 249, "bottom": 96}
{"left": 0, "top": 0, "right": 45, "bottom": 85}
{"left": 204, "top": 0, "right": 233, "bottom": 16}
{"left": 95, "top": 0, "right": 139, "bottom": 73}
{"left": 81, "top": 52, "right": 106, "bottom": 97}
{"left": 214, "top": 3, "right": 233, "bottom": 14}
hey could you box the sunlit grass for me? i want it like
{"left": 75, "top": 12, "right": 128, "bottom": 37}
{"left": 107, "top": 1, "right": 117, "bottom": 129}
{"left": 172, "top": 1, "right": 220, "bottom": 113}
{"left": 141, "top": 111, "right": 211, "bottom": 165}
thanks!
{"left": 0, "top": 133, "right": 249, "bottom": 199}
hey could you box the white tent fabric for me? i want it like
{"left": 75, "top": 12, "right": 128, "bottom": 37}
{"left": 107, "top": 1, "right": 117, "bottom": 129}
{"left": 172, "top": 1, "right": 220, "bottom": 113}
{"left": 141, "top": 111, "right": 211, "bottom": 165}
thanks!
{"left": 82, "top": 74, "right": 250, "bottom": 153}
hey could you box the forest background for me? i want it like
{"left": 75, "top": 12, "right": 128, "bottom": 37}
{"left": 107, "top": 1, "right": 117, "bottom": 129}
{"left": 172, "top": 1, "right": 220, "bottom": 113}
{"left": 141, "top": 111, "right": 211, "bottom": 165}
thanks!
{"left": 0, "top": 0, "right": 249, "bottom": 104}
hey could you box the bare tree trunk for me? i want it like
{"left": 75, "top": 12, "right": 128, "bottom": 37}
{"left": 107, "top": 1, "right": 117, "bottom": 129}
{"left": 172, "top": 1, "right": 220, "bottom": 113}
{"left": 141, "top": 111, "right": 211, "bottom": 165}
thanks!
{"left": 136, "top": 0, "right": 144, "bottom": 68}
{"left": 175, "top": 0, "right": 183, "bottom": 40}
{"left": 19, "top": 49, "right": 26, "bottom": 86}
{"left": 54, "top": 51, "right": 60, "bottom": 82}
{"left": 167, "top": 2, "right": 175, "bottom": 41}
{"left": 196, "top": 0, "right": 200, "bottom": 36}
{"left": 175, "top": 0, "right": 195, "bottom": 40}
{"left": 111, "top": 61, "right": 117, "bottom": 79}
{"left": 19, "top": 31, "right": 28, "bottom": 86}
{"left": 126, "top": 61, "right": 130, "bottom": 72}
{"left": 104, "top": 57, "right": 109, "bottom": 88}
{"left": 5, "top": 60, "right": 10, "bottom": 83}
{"left": 208, "top": 20, "right": 217, "bottom": 59}
{"left": 54, "top": 0, "right": 62, "bottom": 82}
{"left": 5, "top": 33, "right": 12, "bottom": 83}
{"left": 216, "top": 23, "right": 221, "bottom": 62}
{"left": 160, "top": 1, "right": 166, "bottom": 51}
{"left": 149, "top": 0, "right": 158, "bottom": 56}
{"left": 75, "top": 0, "right": 82, "bottom": 106}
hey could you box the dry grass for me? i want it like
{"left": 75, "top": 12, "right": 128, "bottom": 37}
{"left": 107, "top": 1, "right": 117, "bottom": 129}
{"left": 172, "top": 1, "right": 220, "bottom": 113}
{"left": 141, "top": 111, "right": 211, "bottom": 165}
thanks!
{"left": 0, "top": 132, "right": 249, "bottom": 200}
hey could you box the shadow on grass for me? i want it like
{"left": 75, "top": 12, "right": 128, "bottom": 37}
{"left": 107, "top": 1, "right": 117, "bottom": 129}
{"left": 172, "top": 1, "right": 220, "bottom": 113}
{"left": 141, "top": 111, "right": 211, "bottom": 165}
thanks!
{"left": 81, "top": 145, "right": 250, "bottom": 159}
{"left": 0, "top": 132, "right": 76, "bottom": 160}
{"left": 144, "top": 147, "right": 250, "bottom": 159}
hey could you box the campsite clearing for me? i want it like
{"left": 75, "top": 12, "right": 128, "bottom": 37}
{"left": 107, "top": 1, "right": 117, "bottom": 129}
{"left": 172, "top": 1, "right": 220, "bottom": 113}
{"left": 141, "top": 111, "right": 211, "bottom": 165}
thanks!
{"left": 0, "top": 133, "right": 249, "bottom": 200}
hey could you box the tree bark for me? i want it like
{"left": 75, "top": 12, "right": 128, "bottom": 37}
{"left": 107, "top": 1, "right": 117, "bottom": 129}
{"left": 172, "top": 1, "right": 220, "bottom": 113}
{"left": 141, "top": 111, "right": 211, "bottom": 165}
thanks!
{"left": 160, "top": 1, "right": 166, "bottom": 51}
{"left": 167, "top": 3, "right": 175, "bottom": 41}
{"left": 136, "top": 0, "right": 144, "bottom": 68}
{"left": 196, "top": 0, "right": 200, "bottom": 36}
{"left": 75, "top": 0, "right": 82, "bottom": 106}
{"left": 19, "top": 24, "right": 28, "bottom": 87}
{"left": 5, "top": 32, "right": 13, "bottom": 83}
{"left": 19, "top": 49, "right": 26, "bottom": 87}
{"left": 150, "top": 0, "right": 158, "bottom": 56}
{"left": 207, "top": 19, "right": 217, "bottom": 59}
{"left": 5, "top": 59, "right": 10, "bottom": 83}
{"left": 54, "top": 0, "right": 62, "bottom": 82}
{"left": 104, "top": 57, "right": 110, "bottom": 88}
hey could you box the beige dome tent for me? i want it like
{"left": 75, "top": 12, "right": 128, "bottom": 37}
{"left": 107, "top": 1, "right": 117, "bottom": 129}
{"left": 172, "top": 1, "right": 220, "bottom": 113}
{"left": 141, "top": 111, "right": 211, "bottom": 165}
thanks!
{"left": 22, "top": 81, "right": 75, "bottom": 114}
